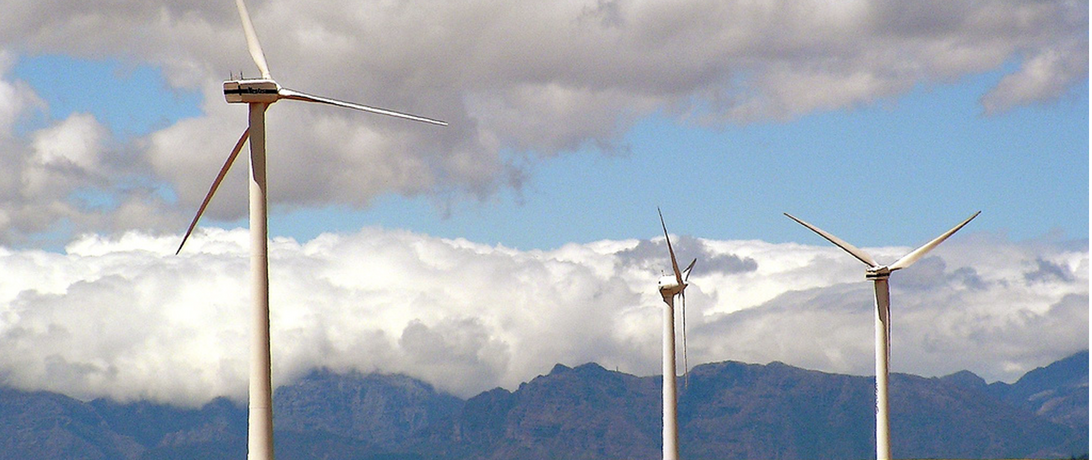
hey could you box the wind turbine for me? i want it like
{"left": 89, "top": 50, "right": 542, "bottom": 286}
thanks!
{"left": 657, "top": 208, "right": 696, "bottom": 460}
{"left": 784, "top": 211, "right": 979, "bottom": 460}
{"left": 175, "top": 1, "right": 445, "bottom": 459}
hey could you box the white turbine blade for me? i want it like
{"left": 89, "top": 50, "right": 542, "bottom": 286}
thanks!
{"left": 784, "top": 213, "right": 878, "bottom": 268}
{"left": 236, "top": 0, "right": 271, "bottom": 78}
{"left": 658, "top": 208, "right": 684, "bottom": 287}
{"left": 889, "top": 211, "right": 981, "bottom": 271}
{"left": 176, "top": 128, "right": 250, "bottom": 255}
{"left": 681, "top": 259, "right": 694, "bottom": 387}
{"left": 278, "top": 88, "right": 448, "bottom": 126}
{"left": 680, "top": 291, "right": 689, "bottom": 389}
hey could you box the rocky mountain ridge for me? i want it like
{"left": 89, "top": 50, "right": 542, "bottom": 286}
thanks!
{"left": 0, "top": 351, "right": 1085, "bottom": 460}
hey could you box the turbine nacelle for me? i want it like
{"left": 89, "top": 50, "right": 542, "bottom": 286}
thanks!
{"left": 865, "top": 265, "right": 894, "bottom": 279}
{"left": 658, "top": 275, "right": 687, "bottom": 300}
{"left": 658, "top": 260, "right": 695, "bottom": 301}
{"left": 224, "top": 79, "right": 280, "bottom": 104}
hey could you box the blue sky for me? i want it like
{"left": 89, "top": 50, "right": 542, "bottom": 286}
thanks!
{"left": 12, "top": 55, "right": 201, "bottom": 139}
{"left": 0, "top": 0, "right": 1086, "bottom": 403}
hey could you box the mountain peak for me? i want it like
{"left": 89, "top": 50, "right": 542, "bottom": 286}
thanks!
{"left": 940, "top": 370, "right": 987, "bottom": 390}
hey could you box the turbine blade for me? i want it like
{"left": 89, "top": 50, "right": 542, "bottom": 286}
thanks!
{"left": 236, "top": 0, "right": 271, "bottom": 79}
{"left": 683, "top": 258, "right": 696, "bottom": 282}
{"left": 889, "top": 211, "right": 981, "bottom": 271}
{"left": 658, "top": 208, "right": 684, "bottom": 287}
{"left": 175, "top": 128, "right": 250, "bottom": 255}
{"left": 784, "top": 213, "right": 877, "bottom": 267}
{"left": 680, "top": 291, "right": 689, "bottom": 389}
{"left": 278, "top": 88, "right": 448, "bottom": 126}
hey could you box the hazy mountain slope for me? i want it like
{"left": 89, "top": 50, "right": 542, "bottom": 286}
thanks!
{"left": 427, "top": 363, "right": 662, "bottom": 460}
{"left": 678, "top": 361, "right": 873, "bottom": 460}
{"left": 892, "top": 372, "right": 1076, "bottom": 459}
{"left": 273, "top": 368, "right": 462, "bottom": 452}
{"left": 989, "top": 350, "right": 1089, "bottom": 432}
{"left": 0, "top": 388, "right": 142, "bottom": 460}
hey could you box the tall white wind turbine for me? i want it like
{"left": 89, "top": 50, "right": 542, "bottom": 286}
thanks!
{"left": 175, "top": 1, "right": 446, "bottom": 459}
{"left": 657, "top": 208, "right": 696, "bottom": 460}
{"left": 784, "top": 211, "right": 979, "bottom": 460}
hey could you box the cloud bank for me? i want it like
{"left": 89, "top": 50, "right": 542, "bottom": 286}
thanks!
{"left": 0, "top": 228, "right": 1084, "bottom": 406}
{"left": 0, "top": 0, "right": 1085, "bottom": 242}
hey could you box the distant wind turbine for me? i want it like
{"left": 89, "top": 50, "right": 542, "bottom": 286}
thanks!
{"left": 174, "top": 1, "right": 445, "bottom": 459}
{"left": 784, "top": 211, "right": 980, "bottom": 460}
{"left": 657, "top": 208, "right": 696, "bottom": 460}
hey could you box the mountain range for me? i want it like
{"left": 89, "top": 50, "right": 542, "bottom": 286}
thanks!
{"left": 0, "top": 351, "right": 1085, "bottom": 460}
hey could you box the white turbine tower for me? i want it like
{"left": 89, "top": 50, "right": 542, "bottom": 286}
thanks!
{"left": 175, "top": 1, "right": 445, "bottom": 459}
{"left": 784, "top": 211, "right": 980, "bottom": 460}
{"left": 657, "top": 208, "right": 696, "bottom": 460}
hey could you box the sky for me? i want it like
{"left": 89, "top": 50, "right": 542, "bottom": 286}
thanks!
{"left": 0, "top": 0, "right": 1086, "bottom": 406}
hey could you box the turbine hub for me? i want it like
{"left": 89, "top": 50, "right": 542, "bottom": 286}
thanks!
{"left": 224, "top": 79, "right": 280, "bottom": 104}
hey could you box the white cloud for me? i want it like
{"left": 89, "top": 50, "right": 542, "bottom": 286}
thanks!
{"left": 0, "top": 228, "right": 1084, "bottom": 406}
{"left": 31, "top": 113, "right": 105, "bottom": 169}
{"left": 23, "top": 113, "right": 109, "bottom": 197}
{"left": 981, "top": 39, "right": 1090, "bottom": 114}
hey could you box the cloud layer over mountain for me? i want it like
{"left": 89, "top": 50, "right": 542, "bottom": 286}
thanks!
{"left": 0, "top": 228, "right": 1084, "bottom": 406}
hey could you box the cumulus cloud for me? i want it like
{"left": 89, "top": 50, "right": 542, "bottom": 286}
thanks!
{"left": 617, "top": 234, "right": 758, "bottom": 276}
{"left": 0, "top": 229, "right": 1084, "bottom": 407}
{"left": 0, "top": 56, "right": 180, "bottom": 244}
{"left": 693, "top": 234, "right": 1090, "bottom": 381}
{"left": 0, "top": 0, "right": 1084, "bottom": 242}
{"left": 981, "top": 39, "right": 1089, "bottom": 114}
